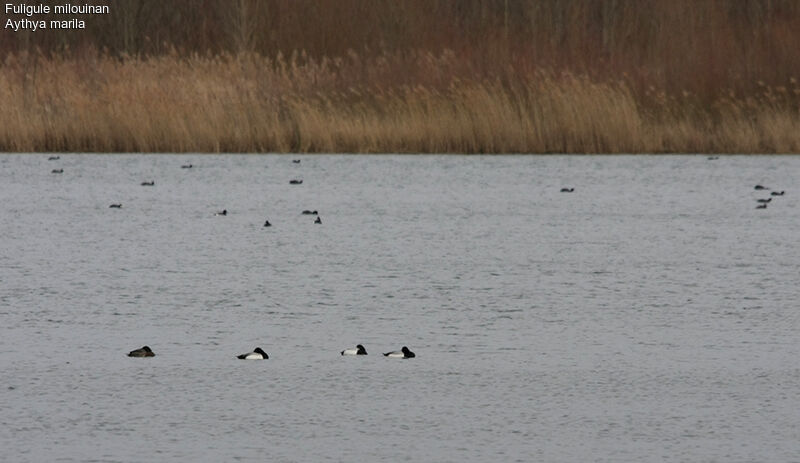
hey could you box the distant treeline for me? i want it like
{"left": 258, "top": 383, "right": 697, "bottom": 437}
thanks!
{"left": 2, "top": 0, "right": 799, "bottom": 153}
{"left": 3, "top": 0, "right": 800, "bottom": 93}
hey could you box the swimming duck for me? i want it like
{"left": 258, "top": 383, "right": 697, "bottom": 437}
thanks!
{"left": 181, "top": 164, "right": 193, "bottom": 169}
{"left": 141, "top": 181, "right": 155, "bottom": 186}
{"left": 341, "top": 344, "right": 368, "bottom": 356}
{"left": 756, "top": 198, "right": 771, "bottom": 203}
{"left": 290, "top": 179, "right": 303, "bottom": 185}
{"left": 756, "top": 204, "right": 768, "bottom": 209}
{"left": 51, "top": 169, "right": 63, "bottom": 174}
{"left": 560, "top": 188, "right": 574, "bottom": 193}
{"left": 293, "top": 159, "right": 301, "bottom": 164}
{"left": 314, "top": 216, "right": 322, "bottom": 224}
{"left": 263, "top": 220, "right": 272, "bottom": 227}
{"left": 215, "top": 209, "right": 227, "bottom": 216}
{"left": 128, "top": 346, "right": 155, "bottom": 357}
{"left": 48, "top": 156, "right": 60, "bottom": 161}
{"left": 237, "top": 347, "right": 268, "bottom": 360}
{"left": 383, "top": 346, "right": 415, "bottom": 359}
{"left": 302, "top": 210, "right": 318, "bottom": 215}
{"left": 109, "top": 204, "right": 122, "bottom": 209}
{"left": 754, "top": 185, "right": 768, "bottom": 190}
{"left": 771, "top": 191, "right": 785, "bottom": 196}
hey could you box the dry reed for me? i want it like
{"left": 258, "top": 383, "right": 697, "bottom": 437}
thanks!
{"left": 1, "top": 50, "right": 799, "bottom": 153}
{"left": 2, "top": 1, "right": 799, "bottom": 153}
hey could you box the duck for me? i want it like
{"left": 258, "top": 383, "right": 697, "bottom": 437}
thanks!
{"left": 756, "top": 204, "right": 768, "bottom": 209}
{"left": 140, "top": 181, "right": 155, "bottom": 186}
{"left": 51, "top": 168, "right": 64, "bottom": 174}
{"left": 771, "top": 191, "right": 785, "bottom": 196}
{"left": 109, "top": 203, "right": 122, "bottom": 209}
{"left": 263, "top": 220, "right": 272, "bottom": 227}
{"left": 754, "top": 185, "right": 769, "bottom": 190}
{"left": 756, "top": 198, "right": 771, "bottom": 203}
{"left": 48, "top": 156, "right": 60, "bottom": 161}
{"left": 383, "top": 346, "right": 415, "bottom": 359}
{"left": 290, "top": 179, "right": 303, "bottom": 185}
{"left": 293, "top": 159, "right": 301, "bottom": 164}
{"left": 181, "top": 164, "right": 193, "bottom": 169}
{"left": 237, "top": 347, "right": 268, "bottom": 360}
{"left": 314, "top": 216, "right": 322, "bottom": 224}
{"left": 341, "top": 344, "right": 368, "bottom": 356}
{"left": 560, "top": 187, "right": 574, "bottom": 193}
{"left": 302, "top": 210, "right": 318, "bottom": 215}
{"left": 707, "top": 156, "right": 719, "bottom": 160}
{"left": 215, "top": 209, "right": 227, "bottom": 216}
{"left": 128, "top": 346, "right": 155, "bottom": 357}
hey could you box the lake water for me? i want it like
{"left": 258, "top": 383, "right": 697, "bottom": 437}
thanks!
{"left": 1, "top": 154, "right": 798, "bottom": 462}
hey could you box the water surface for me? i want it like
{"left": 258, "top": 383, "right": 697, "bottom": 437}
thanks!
{"left": 1, "top": 154, "right": 798, "bottom": 462}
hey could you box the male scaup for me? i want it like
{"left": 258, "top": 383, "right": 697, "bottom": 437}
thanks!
{"left": 341, "top": 344, "right": 368, "bottom": 356}
{"left": 302, "top": 210, "right": 318, "bottom": 215}
{"left": 109, "top": 203, "right": 122, "bottom": 208}
{"left": 181, "top": 164, "right": 193, "bottom": 169}
{"left": 771, "top": 191, "right": 785, "bottom": 196}
{"left": 384, "top": 346, "right": 415, "bottom": 358}
{"left": 52, "top": 169, "right": 64, "bottom": 174}
{"left": 128, "top": 346, "right": 155, "bottom": 357}
{"left": 237, "top": 347, "right": 268, "bottom": 360}
{"left": 293, "top": 159, "right": 301, "bottom": 164}
{"left": 290, "top": 179, "right": 303, "bottom": 185}
{"left": 756, "top": 204, "right": 768, "bottom": 209}
{"left": 141, "top": 181, "right": 155, "bottom": 186}
{"left": 560, "top": 188, "right": 574, "bottom": 193}
{"left": 48, "top": 156, "right": 60, "bottom": 161}
{"left": 314, "top": 216, "right": 322, "bottom": 224}
{"left": 756, "top": 198, "right": 771, "bottom": 203}
{"left": 215, "top": 209, "right": 227, "bottom": 216}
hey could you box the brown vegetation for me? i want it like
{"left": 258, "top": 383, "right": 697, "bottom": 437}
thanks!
{"left": 1, "top": 0, "right": 799, "bottom": 153}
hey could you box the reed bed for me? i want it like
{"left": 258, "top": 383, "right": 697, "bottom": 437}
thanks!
{"left": 2, "top": 1, "right": 800, "bottom": 153}
{"left": 1, "top": 50, "right": 798, "bottom": 153}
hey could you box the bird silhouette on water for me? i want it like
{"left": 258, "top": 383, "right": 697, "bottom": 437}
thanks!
{"left": 128, "top": 346, "right": 155, "bottom": 357}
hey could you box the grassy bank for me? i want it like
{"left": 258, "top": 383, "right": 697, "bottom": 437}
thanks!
{"left": 3, "top": 1, "right": 800, "bottom": 153}
{"left": 1, "top": 51, "right": 798, "bottom": 153}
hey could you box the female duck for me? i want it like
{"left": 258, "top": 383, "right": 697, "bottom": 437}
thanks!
{"left": 128, "top": 346, "right": 155, "bottom": 357}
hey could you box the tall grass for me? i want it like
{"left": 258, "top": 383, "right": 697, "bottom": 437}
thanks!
{"left": 1, "top": 50, "right": 798, "bottom": 153}
{"left": 2, "top": 1, "right": 799, "bottom": 152}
